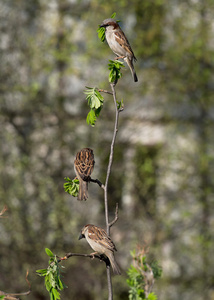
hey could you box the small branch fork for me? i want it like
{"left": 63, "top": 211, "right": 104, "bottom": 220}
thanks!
{"left": 104, "top": 82, "right": 122, "bottom": 236}
{"left": 0, "top": 270, "right": 31, "bottom": 299}
{"left": 109, "top": 203, "right": 119, "bottom": 228}
{"left": 102, "top": 82, "right": 122, "bottom": 300}
{"left": 0, "top": 208, "right": 31, "bottom": 299}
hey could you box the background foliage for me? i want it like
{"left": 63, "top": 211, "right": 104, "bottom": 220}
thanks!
{"left": 0, "top": 0, "right": 214, "bottom": 299}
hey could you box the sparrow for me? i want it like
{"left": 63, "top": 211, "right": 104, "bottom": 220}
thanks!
{"left": 100, "top": 18, "right": 138, "bottom": 82}
{"left": 74, "top": 148, "right": 95, "bottom": 201}
{"left": 79, "top": 224, "right": 121, "bottom": 275}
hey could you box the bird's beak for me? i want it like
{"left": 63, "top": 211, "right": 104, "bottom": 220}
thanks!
{"left": 78, "top": 233, "right": 84, "bottom": 240}
{"left": 99, "top": 24, "right": 105, "bottom": 28}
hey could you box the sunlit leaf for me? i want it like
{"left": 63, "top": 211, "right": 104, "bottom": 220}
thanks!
{"left": 36, "top": 268, "right": 48, "bottom": 276}
{"left": 97, "top": 27, "right": 106, "bottom": 42}
{"left": 45, "top": 248, "right": 54, "bottom": 257}
{"left": 148, "top": 293, "right": 158, "bottom": 300}
{"left": 85, "top": 87, "right": 104, "bottom": 126}
{"left": 87, "top": 109, "right": 96, "bottom": 127}
{"left": 64, "top": 177, "right": 79, "bottom": 197}
{"left": 108, "top": 60, "right": 124, "bottom": 83}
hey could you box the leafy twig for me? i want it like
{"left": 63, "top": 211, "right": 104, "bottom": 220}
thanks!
{"left": 109, "top": 203, "right": 119, "bottom": 228}
{"left": 127, "top": 247, "right": 162, "bottom": 300}
{"left": 64, "top": 177, "right": 104, "bottom": 197}
{"left": 37, "top": 248, "right": 112, "bottom": 300}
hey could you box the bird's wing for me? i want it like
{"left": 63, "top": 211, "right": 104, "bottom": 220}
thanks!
{"left": 114, "top": 30, "right": 137, "bottom": 61}
{"left": 87, "top": 225, "right": 117, "bottom": 252}
{"left": 75, "top": 148, "right": 95, "bottom": 180}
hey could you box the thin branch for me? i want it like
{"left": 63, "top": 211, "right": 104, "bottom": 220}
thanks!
{"left": 89, "top": 177, "right": 105, "bottom": 189}
{"left": 102, "top": 82, "right": 122, "bottom": 300}
{"left": 109, "top": 203, "right": 119, "bottom": 228}
{"left": 106, "top": 266, "right": 113, "bottom": 300}
{"left": 57, "top": 252, "right": 110, "bottom": 267}
{"left": 97, "top": 88, "right": 113, "bottom": 95}
{"left": 0, "top": 205, "right": 8, "bottom": 218}
{"left": 104, "top": 82, "right": 121, "bottom": 235}
{"left": 0, "top": 270, "right": 31, "bottom": 299}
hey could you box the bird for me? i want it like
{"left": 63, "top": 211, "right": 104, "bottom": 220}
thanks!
{"left": 79, "top": 224, "right": 121, "bottom": 275}
{"left": 74, "top": 148, "right": 95, "bottom": 201}
{"left": 100, "top": 18, "right": 138, "bottom": 82}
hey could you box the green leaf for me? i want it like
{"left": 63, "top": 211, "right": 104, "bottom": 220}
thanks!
{"left": 45, "top": 248, "right": 54, "bottom": 257}
{"left": 0, "top": 296, "right": 5, "bottom": 299}
{"left": 64, "top": 177, "right": 79, "bottom": 197}
{"left": 58, "top": 278, "right": 64, "bottom": 290}
{"left": 45, "top": 274, "right": 52, "bottom": 292}
{"left": 108, "top": 60, "right": 124, "bottom": 83}
{"left": 36, "top": 268, "right": 48, "bottom": 276}
{"left": 97, "top": 27, "right": 106, "bottom": 42}
{"left": 117, "top": 99, "right": 124, "bottom": 110}
{"left": 148, "top": 292, "right": 158, "bottom": 300}
{"left": 50, "top": 290, "right": 54, "bottom": 300}
{"left": 85, "top": 87, "right": 104, "bottom": 126}
{"left": 85, "top": 87, "right": 104, "bottom": 109}
{"left": 150, "top": 260, "right": 162, "bottom": 279}
{"left": 87, "top": 109, "right": 96, "bottom": 127}
{"left": 52, "top": 287, "right": 60, "bottom": 299}
{"left": 111, "top": 12, "right": 116, "bottom": 19}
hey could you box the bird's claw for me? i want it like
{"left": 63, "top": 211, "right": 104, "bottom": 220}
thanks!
{"left": 90, "top": 252, "right": 98, "bottom": 260}
{"left": 114, "top": 56, "right": 125, "bottom": 60}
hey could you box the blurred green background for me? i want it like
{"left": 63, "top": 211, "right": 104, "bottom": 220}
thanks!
{"left": 0, "top": 0, "right": 214, "bottom": 299}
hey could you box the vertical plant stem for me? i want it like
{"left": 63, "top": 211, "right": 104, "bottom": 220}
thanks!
{"left": 104, "top": 82, "right": 120, "bottom": 235}
{"left": 107, "top": 266, "right": 113, "bottom": 300}
{"left": 104, "top": 82, "right": 121, "bottom": 300}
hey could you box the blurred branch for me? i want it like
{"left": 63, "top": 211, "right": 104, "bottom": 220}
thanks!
{"left": 0, "top": 270, "right": 31, "bottom": 299}
{"left": 109, "top": 203, "right": 119, "bottom": 228}
{"left": 0, "top": 210, "right": 30, "bottom": 298}
{"left": 97, "top": 88, "right": 113, "bottom": 95}
{"left": 0, "top": 205, "right": 8, "bottom": 218}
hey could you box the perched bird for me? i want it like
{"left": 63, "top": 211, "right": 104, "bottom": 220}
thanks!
{"left": 79, "top": 224, "right": 121, "bottom": 275}
{"left": 100, "top": 18, "right": 138, "bottom": 82}
{"left": 74, "top": 148, "right": 95, "bottom": 201}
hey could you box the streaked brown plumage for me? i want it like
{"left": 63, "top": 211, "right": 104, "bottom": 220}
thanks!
{"left": 79, "top": 224, "right": 121, "bottom": 275}
{"left": 74, "top": 148, "right": 95, "bottom": 201}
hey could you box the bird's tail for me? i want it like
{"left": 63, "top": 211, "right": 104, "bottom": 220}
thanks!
{"left": 108, "top": 252, "right": 121, "bottom": 275}
{"left": 78, "top": 180, "right": 88, "bottom": 201}
{"left": 124, "top": 57, "right": 138, "bottom": 82}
